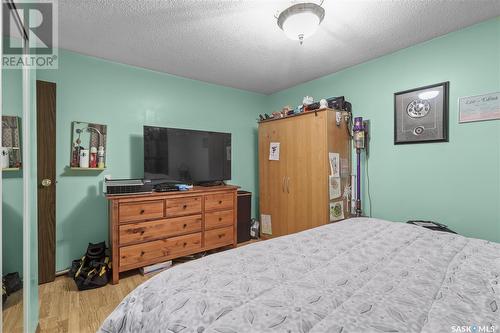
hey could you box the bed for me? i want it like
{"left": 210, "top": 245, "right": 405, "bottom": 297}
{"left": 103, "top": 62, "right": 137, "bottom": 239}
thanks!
{"left": 99, "top": 218, "right": 499, "bottom": 333}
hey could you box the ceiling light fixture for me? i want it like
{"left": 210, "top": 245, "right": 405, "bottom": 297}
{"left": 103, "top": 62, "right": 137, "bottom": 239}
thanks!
{"left": 277, "top": 2, "right": 325, "bottom": 45}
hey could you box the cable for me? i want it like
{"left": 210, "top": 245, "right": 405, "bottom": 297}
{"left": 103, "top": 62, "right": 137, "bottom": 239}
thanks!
{"left": 365, "top": 152, "right": 372, "bottom": 217}
{"left": 5, "top": 0, "right": 29, "bottom": 41}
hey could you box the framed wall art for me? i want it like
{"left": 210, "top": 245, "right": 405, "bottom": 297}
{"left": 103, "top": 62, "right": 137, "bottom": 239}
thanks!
{"left": 394, "top": 81, "right": 449, "bottom": 144}
{"left": 459, "top": 92, "right": 500, "bottom": 123}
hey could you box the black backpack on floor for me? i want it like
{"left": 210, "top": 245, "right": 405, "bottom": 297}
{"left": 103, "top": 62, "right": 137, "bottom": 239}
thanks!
{"left": 69, "top": 242, "right": 111, "bottom": 291}
{"left": 2, "top": 272, "right": 22, "bottom": 304}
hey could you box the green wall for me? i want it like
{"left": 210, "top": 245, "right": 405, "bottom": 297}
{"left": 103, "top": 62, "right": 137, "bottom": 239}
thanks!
{"left": 2, "top": 67, "right": 23, "bottom": 276}
{"left": 36, "top": 50, "right": 265, "bottom": 271}
{"left": 25, "top": 17, "right": 500, "bottom": 273}
{"left": 267, "top": 17, "right": 500, "bottom": 242}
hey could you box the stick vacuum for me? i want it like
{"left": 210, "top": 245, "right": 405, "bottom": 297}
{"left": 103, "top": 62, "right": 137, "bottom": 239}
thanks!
{"left": 353, "top": 117, "right": 366, "bottom": 217}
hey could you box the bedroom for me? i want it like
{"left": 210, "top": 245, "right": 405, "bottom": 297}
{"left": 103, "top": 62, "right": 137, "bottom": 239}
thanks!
{"left": 1, "top": 1, "right": 499, "bottom": 332}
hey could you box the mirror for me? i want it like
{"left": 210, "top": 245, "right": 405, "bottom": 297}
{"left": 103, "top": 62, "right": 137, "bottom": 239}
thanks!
{"left": 2, "top": 59, "right": 24, "bottom": 333}
{"left": 70, "top": 121, "right": 108, "bottom": 169}
{"left": 1, "top": 116, "right": 22, "bottom": 170}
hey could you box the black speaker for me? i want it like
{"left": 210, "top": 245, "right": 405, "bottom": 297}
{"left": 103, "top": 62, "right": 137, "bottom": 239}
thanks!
{"left": 237, "top": 191, "right": 252, "bottom": 243}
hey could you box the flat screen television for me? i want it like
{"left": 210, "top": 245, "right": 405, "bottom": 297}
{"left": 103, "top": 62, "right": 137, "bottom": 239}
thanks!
{"left": 143, "top": 126, "right": 231, "bottom": 184}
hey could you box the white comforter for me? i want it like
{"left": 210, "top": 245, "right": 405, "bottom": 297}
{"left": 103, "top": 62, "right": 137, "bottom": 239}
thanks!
{"left": 99, "top": 218, "right": 499, "bottom": 333}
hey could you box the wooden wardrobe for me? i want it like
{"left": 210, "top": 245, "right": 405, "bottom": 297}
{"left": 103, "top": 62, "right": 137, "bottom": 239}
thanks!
{"left": 258, "top": 108, "right": 351, "bottom": 239}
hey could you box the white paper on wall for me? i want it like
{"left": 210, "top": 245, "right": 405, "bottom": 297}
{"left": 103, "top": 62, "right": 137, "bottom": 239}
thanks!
{"left": 340, "top": 157, "right": 350, "bottom": 177}
{"left": 329, "top": 152, "right": 340, "bottom": 177}
{"left": 261, "top": 214, "right": 272, "bottom": 234}
{"left": 269, "top": 142, "right": 280, "bottom": 161}
{"left": 329, "top": 201, "right": 344, "bottom": 222}
{"left": 329, "top": 175, "right": 341, "bottom": 199}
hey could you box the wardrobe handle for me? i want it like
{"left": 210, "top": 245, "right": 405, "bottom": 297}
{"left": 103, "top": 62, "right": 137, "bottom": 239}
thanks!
{"left": 286, "top": 177, "right": 290, "bottom": 193}
{"left": 282, "top": 176, "right": 286, "bottom": 192}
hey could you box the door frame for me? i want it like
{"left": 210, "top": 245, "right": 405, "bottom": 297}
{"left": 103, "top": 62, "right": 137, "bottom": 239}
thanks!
{"left": 0, "top": 2, "right": 4, "bottom": 329}
{"left": 22, "top": 49, "right": 33, "bottom": 333}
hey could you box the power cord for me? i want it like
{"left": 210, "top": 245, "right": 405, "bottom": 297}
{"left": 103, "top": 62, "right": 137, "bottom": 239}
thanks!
{"left": 365, "top": 153, "right": 372, "bottom": 217}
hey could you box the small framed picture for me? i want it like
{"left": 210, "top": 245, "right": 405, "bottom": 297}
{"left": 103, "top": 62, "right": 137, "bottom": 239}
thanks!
{"left": 394, "top": 82, "right": 449, "bottom": 144}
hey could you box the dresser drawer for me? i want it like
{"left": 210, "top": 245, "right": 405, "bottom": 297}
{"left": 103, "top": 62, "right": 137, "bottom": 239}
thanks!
{"left": 119, "top": 200, "right": 164, "bottom": 223}
{"left": 205, "top": 210, "right": 234, "bottom": 230}
{"left": 205, "top": 193, "right": 234, "bottom": 211}
{"left": 204, "top": 226, "right": 234, "bottom": 249}
{"left": 120, "top": 233, "right": 201, "bottom": 268}
{"left": 166, "top": 196, "right": 202, "bottom": 217}
{"left": 119, "top": 215, "right": 202, "bottom": 245}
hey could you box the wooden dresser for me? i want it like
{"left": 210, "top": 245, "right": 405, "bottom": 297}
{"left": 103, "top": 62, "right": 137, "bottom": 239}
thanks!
{"left": 107, "top": 185, "right": 238, "bottom": 284}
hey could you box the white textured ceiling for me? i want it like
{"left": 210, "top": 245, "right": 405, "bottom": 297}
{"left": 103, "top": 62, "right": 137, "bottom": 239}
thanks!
{"left": 58, "top": 0, "right": 500, "bottom": 94}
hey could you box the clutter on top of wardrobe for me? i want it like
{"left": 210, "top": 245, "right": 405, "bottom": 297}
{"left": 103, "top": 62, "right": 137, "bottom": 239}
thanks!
{"left": 70, "top": 121, "right": 107, "bottom": 171}
{"left": 258, "top": 95, "right": 352, "bottom": 122}
{"left": 1, "top": 116, "right": 22, "bottom": 171}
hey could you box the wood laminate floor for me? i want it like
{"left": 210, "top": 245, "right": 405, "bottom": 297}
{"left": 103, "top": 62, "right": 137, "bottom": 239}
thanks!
{"left": 2, "top": 240, "right": 259, "bottom": 333}
{"left": 38, "top": 270, "right": 150, "bottom": 333}
{"left": 2, "top": 289, "right": 23, "bottom": 333}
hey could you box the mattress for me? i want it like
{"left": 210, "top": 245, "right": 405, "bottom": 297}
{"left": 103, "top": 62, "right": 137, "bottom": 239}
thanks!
{"left": 99, "top": 218, "right": 499, "bottom": 333}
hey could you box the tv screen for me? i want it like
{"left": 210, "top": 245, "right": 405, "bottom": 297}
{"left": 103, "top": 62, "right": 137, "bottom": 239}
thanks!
{"left": 144, "top": 126, "right": 231, "bottom": 183}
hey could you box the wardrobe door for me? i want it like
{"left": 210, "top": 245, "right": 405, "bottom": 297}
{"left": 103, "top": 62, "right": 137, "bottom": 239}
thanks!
{"left": 287, "top": 112, "right": 329, "bottom": 233}
{"left": 276, "top": 119, "right": 294, "bottom": 236}
{"left": 258, "top": 121, "right": 288, "bottom": 238}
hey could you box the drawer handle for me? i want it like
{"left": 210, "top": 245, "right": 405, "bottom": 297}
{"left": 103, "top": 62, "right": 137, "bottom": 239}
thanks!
{"left": 218, "top": 233, "right": 225, "bottom": 238}
{"left": 183, "top": 242, "right": 187, "bottom": 247}
{"left": 133, "top": 228, "right": 145, "bottom": 234}
{"left": 183, "top": 223, "right": 187, "bottom": 228}
{"left": 218, "top": 217, "right": 222, "bottom": 221}
{"left": 140, "top": 251, "right": 145, "bottom": 256}
{"left": 183, "top": 204, "right": 187, "bottom": 209}
{"left": 140, "top": 209, "right": 145, "bottom": 214}
{"left": 140, "top": 230, "right": 145, "bottom": 235}
{"left": 218, "top": 200, "right": 222, "bottom": 204}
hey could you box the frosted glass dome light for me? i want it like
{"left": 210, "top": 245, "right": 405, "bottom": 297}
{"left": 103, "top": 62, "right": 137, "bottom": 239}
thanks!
{"left": 278, "top": 3, "right": 325, "bottom": 45}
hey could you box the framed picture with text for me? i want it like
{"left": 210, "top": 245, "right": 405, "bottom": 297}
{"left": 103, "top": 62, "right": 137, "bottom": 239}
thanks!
{"left": 394, "top": 81, "right": 449, "bottom": 144}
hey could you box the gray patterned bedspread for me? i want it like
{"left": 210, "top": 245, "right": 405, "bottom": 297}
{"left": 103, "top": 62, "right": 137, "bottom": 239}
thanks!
{"left": 99, "top": 218, "right": 499, "bottom": 333}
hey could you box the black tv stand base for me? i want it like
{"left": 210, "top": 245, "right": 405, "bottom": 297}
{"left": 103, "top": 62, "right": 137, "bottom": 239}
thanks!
{"left": 198, "top": 181, "right": 226, "bottom": 187}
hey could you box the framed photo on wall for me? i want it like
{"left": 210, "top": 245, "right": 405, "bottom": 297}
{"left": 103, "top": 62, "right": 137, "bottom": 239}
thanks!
{"left": 394, "top": 81, "right": 449, "bottom": 144}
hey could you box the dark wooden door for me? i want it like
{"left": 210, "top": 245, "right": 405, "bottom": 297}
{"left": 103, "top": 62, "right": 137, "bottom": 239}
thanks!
{"left": 37, "top": 80, "right": 56, "bottom": 284}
